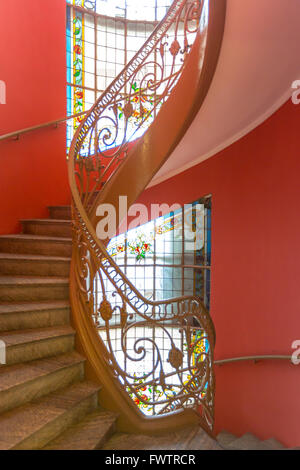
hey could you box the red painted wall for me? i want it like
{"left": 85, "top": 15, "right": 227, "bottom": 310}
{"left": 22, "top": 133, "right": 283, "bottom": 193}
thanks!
{"left": 0, "top": 1, "right": 299, "bottom": 446}
{"left": 138, "top": 100, "right": 300, "bottom": 447}
{"left": 0, "top": 0, "right": 69, "bottom": 234}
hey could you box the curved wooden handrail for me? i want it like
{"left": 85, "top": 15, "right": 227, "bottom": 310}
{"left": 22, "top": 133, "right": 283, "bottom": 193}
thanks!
{"left": 90, "top": 2, "right": 226, "bottom": 227}
{"left": 215, "top": 355, "right": 295, "bottom": 366}
{"left": 68, "top": 0, "right": 227, "bottom": 437}
{"left": 0, "top": 111, "right": 88, "bottom": 142}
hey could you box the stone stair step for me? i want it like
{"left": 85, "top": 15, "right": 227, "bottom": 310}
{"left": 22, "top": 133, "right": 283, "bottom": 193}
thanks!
{"left": 103, "top": 426, "right": 222, "bottom": 450}
{"left": 48, "top": 206, "right": 71, "bottom": 221}
{"left": 0, "top": 352, "right": 85, "bottom": 414}
{"left": 217, "top": 430, "right": 237, "bottom": 448}
{"left": 0, "top": 381, "right": 101, "bottom": 450}
{"left": 0, "top": 253, "right": 70, "bottom": 277}
{"left": 1, "top": 325, "right": 75, "bottom": 365}
{"left": 0, "top": 234, "right": 72, "bottom": 257}
{"left": 43, "top": 409, "right": 117, "bottom": 450}
{"left": 21, "top": 219, "right": 72, "bottom": 238}
{"left": 228, "top": 433, "right": 270, "bottom": 450}
{"left": 0, "top": 300, "right": 70, "bottom": 331}
{"left": 263, "top": 438, "right": 285, "bottom": 450}
{"left": 0, "top": 276, "right": 69, "bottom": 302}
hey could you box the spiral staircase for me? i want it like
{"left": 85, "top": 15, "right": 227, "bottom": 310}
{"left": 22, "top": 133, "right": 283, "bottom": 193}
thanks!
{"left": 0, "top": 0, "right": 230, "bottom": 450}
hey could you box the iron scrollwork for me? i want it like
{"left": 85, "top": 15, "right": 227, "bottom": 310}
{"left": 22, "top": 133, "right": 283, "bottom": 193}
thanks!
{"left": 69, "top": 0, "right": 215, "bottom": 431}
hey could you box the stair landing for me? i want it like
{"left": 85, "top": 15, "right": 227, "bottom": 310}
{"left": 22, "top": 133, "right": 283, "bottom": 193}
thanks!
{"left": 103, "top": 426, "right": 222, "bottom": 450}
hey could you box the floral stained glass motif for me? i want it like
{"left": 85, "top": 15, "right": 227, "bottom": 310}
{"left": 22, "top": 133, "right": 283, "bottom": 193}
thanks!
{"left": 72, "top": 12, "right": 85, "bottom": 128}
{"left": 105, "top": 202, "right": 209, "bottom": 312}
{"left": 98, "top": 198, "right": 212, "bottom": 415}
{"left": 107, "top": 210, "right": 192, "bottom": 259}
{"left": 66, "top": 2, "right": 86, "bottom": 151}
{"left": 183, "top": 329, "right": 209, "bottom": 402}
{"left": 66, "top": 0, "right": 175, "bottom": 153}
{"left": 127, "top": 329, "right": 209, "bottom": 415}
{"left": 127, "top": 233, "right": 153, "bottom": 262}
{"left": 128, "top": 374, "right": 178, "bottom": 415}
{"left": 118, "top": 82, "right": 154, "bottom": 128}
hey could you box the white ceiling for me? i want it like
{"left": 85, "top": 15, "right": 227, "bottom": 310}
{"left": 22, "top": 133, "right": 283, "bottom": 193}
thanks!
{"left": 149, "top": 0, "right": 300, "bottom": 187}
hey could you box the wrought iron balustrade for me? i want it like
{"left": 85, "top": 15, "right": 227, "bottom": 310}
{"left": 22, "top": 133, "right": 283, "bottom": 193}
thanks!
{"left": 68, "top": 0, "right": 227, "bottom": 434}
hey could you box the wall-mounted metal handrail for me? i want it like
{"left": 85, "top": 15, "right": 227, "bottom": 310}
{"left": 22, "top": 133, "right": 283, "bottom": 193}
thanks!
{"left": 215, "top": 355, "right": 295, "bottom": 365}
{"left": 0, "top": 110, "right": 88, "bottom": 143}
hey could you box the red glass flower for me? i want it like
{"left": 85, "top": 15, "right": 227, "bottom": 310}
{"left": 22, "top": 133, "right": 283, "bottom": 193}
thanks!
{"left": 74, "top": 90, "right": 83, "bottom": 99}
{"left": 74, "top": 45, "right": 82, "bottom": 55}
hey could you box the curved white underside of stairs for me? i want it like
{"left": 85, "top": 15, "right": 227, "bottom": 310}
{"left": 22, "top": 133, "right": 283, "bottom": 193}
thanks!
{"left": 149, "top": 0, "right": 300, "bottom": 187}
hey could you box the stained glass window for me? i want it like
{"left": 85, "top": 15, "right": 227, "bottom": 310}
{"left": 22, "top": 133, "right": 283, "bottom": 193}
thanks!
{"left": 95, "top": 196, "right": 212, "bottom": 414}
{"left": 101, "top": 196, "right": 211, "bottom": 308}
{"left": 66, "top": 0, "right": 174, "bottom": 152}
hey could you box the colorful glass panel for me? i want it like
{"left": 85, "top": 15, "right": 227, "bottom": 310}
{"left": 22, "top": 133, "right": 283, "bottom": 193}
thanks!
{"left": 97, "top": 197, "right": 212, "bottom": 414}
{"left": 67, "top": 3, "right": 87, "bottom": 151}
{"left": 66, "top": 0, "right": 174, "bottom": 152}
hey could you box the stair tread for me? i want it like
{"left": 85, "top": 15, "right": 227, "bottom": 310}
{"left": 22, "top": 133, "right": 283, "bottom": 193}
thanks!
{"left": 0, "top": 253, "right": 70, "bottom": 261}
{"left": 0, "top": 352, "right": 84, "bottom": 393}
{"left": 0, "top": 276, "right": 69, "bottom": 286}
{"left": 217, "top": 430, "right": 237, "bottom": 447}
{"left": 1, "top": 325, "right": 75, "bottom": 346}
{"left": 103, "top": 426, "right": 222, "bottom": 450}
{"left": 0, "top": 381, "right": 100, "bottom": 450}
{"left": 263, "top": 438, "right": 285, "bottom": 450}
{"left": 218, "top": 432, "right": 286, "bottom": 450}
{"left": 228, "top": 433, "right": 270, "bottom": 450}
{"left": 0, "top": 234, "right": 72, "bottom": 242}
{"left": 43, "top": 409, "right": 117, "bottom": 450}
{"left": 0, "top": 300, "right": 70, "bottom": 315}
